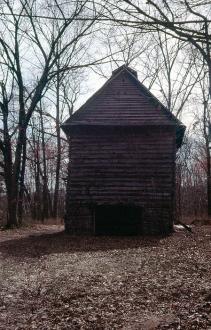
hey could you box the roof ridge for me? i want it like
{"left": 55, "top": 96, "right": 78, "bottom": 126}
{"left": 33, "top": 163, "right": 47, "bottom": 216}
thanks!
{"left": 61, "top": 66, "right": 185, "bottom": 130}
{"left": 63, "top": 66, "right": 127, "bottom": 121}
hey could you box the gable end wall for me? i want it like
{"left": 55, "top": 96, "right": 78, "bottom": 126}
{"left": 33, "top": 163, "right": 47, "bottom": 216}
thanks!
{"left": 65, "top": 126, "right": 176, "bottom": 235}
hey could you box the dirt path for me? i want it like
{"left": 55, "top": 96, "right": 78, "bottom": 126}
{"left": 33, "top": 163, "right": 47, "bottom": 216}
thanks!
{"left": 0, "top": 225, "right": 211, "bottom": 329}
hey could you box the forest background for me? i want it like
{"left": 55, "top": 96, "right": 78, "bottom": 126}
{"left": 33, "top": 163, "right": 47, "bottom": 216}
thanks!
{"left": 0, "top": 0, "right": 210, "bottom": 228}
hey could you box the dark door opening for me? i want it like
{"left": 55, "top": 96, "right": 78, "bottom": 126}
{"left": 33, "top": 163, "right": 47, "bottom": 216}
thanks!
{"left": 95, "top": 204, "right": 142, "bottom": 235}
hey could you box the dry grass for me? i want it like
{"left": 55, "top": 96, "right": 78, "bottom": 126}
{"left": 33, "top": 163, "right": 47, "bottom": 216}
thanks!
{"left": 0, "top": 225, "right": 211, "bottom": 329}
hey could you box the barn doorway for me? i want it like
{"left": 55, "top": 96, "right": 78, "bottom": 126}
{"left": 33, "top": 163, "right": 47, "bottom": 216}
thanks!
{"left": 94, "top": 204, "right": 142, "bottom": 235}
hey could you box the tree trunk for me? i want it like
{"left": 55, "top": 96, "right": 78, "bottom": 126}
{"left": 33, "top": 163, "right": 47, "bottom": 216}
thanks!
{"left": 6, "top": 182, "right": 19, "bottom": 228}
{"left": 40, "top": 105, "right": 50, "bottom": 220}
{"left": 53, "top": 125, "right": 61, "bottom": 218}
{"left": 53, "top": 68, "right": 61, "bottom": 218}
{"left": 34, "top": 158, "right": 42, "bottom": 221}
{"left": 208, "top": 176, "right": 211, "bottom": 217}
{"left": 3, "top": 120, "right": 19, "bottom": 228}
{"left": 17, "top": 131, "right": 27, "bottom": 224}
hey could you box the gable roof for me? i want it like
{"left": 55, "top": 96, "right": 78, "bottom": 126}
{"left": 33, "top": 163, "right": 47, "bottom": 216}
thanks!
{"left": 61, "top": 65, "right": 185, "bottom": 147}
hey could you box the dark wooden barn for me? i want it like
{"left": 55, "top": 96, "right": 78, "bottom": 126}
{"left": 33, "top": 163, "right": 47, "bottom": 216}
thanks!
{"left": 61, "top": 66, "right": 185, "bottom": 235}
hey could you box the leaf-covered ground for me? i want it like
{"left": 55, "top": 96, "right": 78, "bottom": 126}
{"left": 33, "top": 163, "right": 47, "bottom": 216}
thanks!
{"left": 0, "top": 225, "right": 211, "bottom": 329}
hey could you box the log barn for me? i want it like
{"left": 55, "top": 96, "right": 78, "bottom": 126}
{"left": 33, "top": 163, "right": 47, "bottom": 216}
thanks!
{"left": 61, "top": 66, "right": 185, "bottom": 235}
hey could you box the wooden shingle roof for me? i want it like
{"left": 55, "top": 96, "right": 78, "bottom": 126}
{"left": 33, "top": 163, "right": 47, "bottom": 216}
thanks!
{"left": 62, "top": 65, "right": 185, "bottom": 147}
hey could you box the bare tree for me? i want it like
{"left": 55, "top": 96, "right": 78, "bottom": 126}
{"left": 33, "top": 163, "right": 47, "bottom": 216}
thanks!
{"left": 0, "top": 0, "right": 102, "bottom": 227}
{"left": 100, "top": 0, "right": 211, "bottom": 217}
{"left": 191, "top": 60, "right": 211, "bottom": 216}
{"left": 151, "top": 32, "right": 203, "bottom": 117}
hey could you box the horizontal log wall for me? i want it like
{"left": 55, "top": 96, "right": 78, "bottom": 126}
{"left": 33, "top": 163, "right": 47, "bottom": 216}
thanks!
{"left": 65, "top": 126, "right": 176, "bottom": 235}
